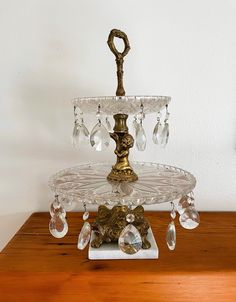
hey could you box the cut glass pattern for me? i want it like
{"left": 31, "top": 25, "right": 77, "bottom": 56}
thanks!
{"left": 72, "top": 96, "right": 170, "bottom": 115}
{"left": 49, "top": 162, "right": 196, "bottom": 206}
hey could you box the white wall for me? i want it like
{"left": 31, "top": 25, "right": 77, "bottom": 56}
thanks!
{"left": 1, "top": 0, "right": 236, "bottom": 250}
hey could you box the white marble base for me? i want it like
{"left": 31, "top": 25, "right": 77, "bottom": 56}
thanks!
{"left": 88, "top": 227, "right": 159, "bottom": 260}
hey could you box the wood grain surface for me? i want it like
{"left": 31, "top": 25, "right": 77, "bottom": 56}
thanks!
{"left": 0, "top": 212, "right": 236, "bottom": 302}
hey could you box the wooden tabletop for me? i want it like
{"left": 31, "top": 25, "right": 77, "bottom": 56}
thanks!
{"left": 0, "top": 212, "right": 236, "bottom": 302}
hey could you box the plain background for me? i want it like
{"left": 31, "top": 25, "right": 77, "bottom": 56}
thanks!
{"left": 0, "top": 0, "right": 236, "bottom": 250}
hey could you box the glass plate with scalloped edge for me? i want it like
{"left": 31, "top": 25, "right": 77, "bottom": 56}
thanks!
{"left": 48, "top": 162, "right": 196, "bottom": 206}
{"left": 72, "top": 96, "right": 170, "bottom": 115}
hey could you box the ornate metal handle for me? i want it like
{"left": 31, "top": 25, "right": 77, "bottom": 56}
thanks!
{"left": 107, "top": 29, "right": 130, "bottom": 96}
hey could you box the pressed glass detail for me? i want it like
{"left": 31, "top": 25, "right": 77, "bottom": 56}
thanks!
{"left": 118, "top": 224, "right": 142, "bottom": 254}
{"left": 77, "top": 222, "right": 91, "bottom": 250}
{"left": 166, "top": 221, "right": 176, "bottom": 250}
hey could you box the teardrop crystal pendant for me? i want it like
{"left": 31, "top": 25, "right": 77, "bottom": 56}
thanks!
{"left": 152, "top": 121, "right": 163, "bottom": 145}
{"left": 72, "top": 122, "right": 80, "bottom": 148}
{"left": 160, "top": 122, "right": 169, "bottom": 147}
{"left": 166, "top": 221, "right": 176, "bottom": 251}
{"left": 49, "top": 214, "right": 68, "bottom": 238}
{"left": 135, "top": 123, "right": 147, "bottom": 151}
{"left": 90, "top": 122, "right": 110, "bottom": 151}
{"left": 176, "top": 196, "right": 190, "bottom": 215}
{"left": 105, "top": 117, "right": 112, "bottom": 131}
{"left": 133, "top": 116, "right": 138, "bottom": 132}
{"left": 77, "top": 221, "right": 91, "bottom": 250}
{"left": 118, "top": 224, "right": 142, "bottom": 254}
{"left": 80, "top": 124, "right": 90, "bottom": 144}
{"left": 50, "top": 196, "right": 66, "bottom": 218}
{"left": 179, "top": 206, "right": 200, "bottom": 229}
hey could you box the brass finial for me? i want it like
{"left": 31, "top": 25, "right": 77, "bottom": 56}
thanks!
{"left": 107, "top": 29, "right": 130, "bottom": 96}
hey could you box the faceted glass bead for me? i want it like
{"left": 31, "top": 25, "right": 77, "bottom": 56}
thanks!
{"left": 77, "top": 221, "right": 91, "bottom": 250}
{"left": 50, "top": 201, "right": 66, "bottom": 218}
{"left": 49, "top": 214, "right": 68, "bottom": 238}
{"left": 90, "top": 122, "right": 110, "bottom": 151}
{"left": 160, "top": 122, "right": 169, "bottom": 147}
{"left": 152, "top": 122, "right": 163, "bottom": 145}
{"left": 166, "top": 221, "right": 176, "bottom": 250}
{"left": 83, "top": 211, "right": 89, "bottom": 221}
{"left": 179, "top": 206, "right": 200, "bottom": 229}
{"left": 126, "top": 213, "right": 135, "bottom": 223}
{"left": 135, "top": 124, "right": 146, "bottom": 151}
{"left": 118, "top": 224, "right": 142, "bottom": 254}
{"left": 176, "top": 196, "right": 190, "bottom": 215}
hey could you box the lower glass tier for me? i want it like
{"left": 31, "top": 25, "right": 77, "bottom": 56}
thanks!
{"left": 48, "top": 162, "right": 196, "bottom": 206}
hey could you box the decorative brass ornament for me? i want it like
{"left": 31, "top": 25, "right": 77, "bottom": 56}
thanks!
{"left": 107, "top": 114, "right": 138, "bottom": 182}
{"left": 107, "top": 29, "right": 138, "bottom": 182}
{"left": 107, "top": 29, "right": 130, "bottom": 97}
{"left": 91, "top": 205, "right": 151, "bottom": 249}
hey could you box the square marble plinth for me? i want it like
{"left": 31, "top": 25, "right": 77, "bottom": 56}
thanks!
{"left": 88, "top": 227, "right": 159, "bottom": 260}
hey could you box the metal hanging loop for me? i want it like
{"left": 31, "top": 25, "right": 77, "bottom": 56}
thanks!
{"left": 107, "top": 29, "right": 131, "bottom": 96}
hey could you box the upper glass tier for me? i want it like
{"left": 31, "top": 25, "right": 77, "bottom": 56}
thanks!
{"left": 72, "top": 95, "right": 170, "bottom": 115}
{"left": 48, "top": 162, "right": 196, "bottom": 206}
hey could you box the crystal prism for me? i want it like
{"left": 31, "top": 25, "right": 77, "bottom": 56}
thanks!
{"left": 170, "top": 209, "right": 176, "bottom": 219}
{"left": 90, "top": 122, "right": 110, "bottom": 151}
{"left": 49, "top": 214, "right": 68, "bottom": 238}
{"left": 166, "top": 221, "right": 176, "bottom": 250}
{"left": 133, "top": 118, "right": 138, "bottom": 132}
{"left": 72, "top": 124, "right": 89, "bottom": 148}
{"left": 79, "top": 124, "right": 90, "bottom": 144}
{"left": 176, "top": 196, "right": 190, "bottom": 215}
{"left": 77, "top": 221, "right": 91, "bottom": 250}
{"left": 83, "top": 211, "right": 89, "bottom": 221}
{"left": 126, "top": 213, "right": 135, "bottom": 223}
{"left": 118, "top": 224, "right": 142, "bottom": 254}
{"left": 152, "top": 122, "right": 163, "bottom": 145}
{"left": 105, "top": 117, "right": 112, "bottom": 131}
{"left": 72, "top": 123, "right": 80, "bottom": 148}
{"left": 135, "top": 124, "right": 146, "bottom": 151}
{"left": 179, "top": 206, "right": 200, "bottom": 229}
{"left": 160, "top": 122, "right": 169, "bottom": 147}
{"left": 50, "top": 201, "right": 66, "bottom": 218}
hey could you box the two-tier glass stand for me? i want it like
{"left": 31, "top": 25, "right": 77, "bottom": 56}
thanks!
{"left": 48, "top": 29, "right": 198, "bottom": 260}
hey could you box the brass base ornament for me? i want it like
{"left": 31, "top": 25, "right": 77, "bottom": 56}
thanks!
{"left": 91, "top": 205, "right": 151, "bottom": 251}
{"left": 107, "top": 114, "right": 138, "bottom": 182}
